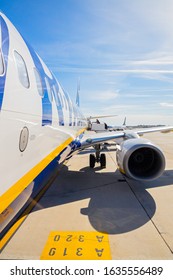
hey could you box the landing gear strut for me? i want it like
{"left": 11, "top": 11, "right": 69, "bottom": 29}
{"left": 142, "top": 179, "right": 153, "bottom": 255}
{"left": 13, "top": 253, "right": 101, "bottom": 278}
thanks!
{"left": 89, "top": 144, "right": 106, "bottom": 169}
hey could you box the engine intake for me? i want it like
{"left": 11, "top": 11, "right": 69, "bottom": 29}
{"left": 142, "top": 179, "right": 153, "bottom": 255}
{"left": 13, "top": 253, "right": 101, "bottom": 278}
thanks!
{"left": 116, "top": 138, "right": 165, "bottom": 181}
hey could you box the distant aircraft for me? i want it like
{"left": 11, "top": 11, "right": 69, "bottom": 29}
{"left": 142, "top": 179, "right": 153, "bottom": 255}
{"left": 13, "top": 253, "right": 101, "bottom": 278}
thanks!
{"left": 0, "top": 12, "right": 173, "bottom": 240}
{"left": 108, "top": 116, "right": 127, "bottom": 131}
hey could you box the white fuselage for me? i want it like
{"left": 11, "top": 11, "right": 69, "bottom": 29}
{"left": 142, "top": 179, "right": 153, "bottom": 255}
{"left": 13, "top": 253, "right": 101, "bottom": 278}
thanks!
{"left": 0, "top": 13, "right": 86, "bottom": 235}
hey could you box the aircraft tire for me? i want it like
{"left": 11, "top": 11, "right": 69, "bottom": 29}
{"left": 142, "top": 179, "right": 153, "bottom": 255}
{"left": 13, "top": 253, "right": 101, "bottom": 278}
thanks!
{"left": 89, "top": 154, "right": 96, "bottom": 168}
{"left": 100, "top": 153, "right": 106, "bottom": 168}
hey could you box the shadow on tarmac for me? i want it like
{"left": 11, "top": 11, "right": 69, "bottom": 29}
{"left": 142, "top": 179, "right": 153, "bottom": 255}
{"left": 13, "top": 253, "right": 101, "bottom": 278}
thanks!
{"left": 30, "top": 164, "right": 173, "bottom": 235}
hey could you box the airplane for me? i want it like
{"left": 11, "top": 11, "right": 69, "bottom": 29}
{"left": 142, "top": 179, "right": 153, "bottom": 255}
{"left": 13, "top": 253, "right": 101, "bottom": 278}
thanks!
{"left": 108, "top": 116, "right": 127, "bottom": 131}
{"left": 87, "top": 115, "right": 116, "bottom": 131}
{"left": 0, "top": 12, "right": 173, "bottom": 244}
{"left": 87, "top": 115, "right": 127, "bottom": 132}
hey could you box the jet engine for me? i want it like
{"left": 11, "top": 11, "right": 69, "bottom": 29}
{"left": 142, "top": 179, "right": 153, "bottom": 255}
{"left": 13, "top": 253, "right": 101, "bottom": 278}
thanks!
{"left": 116, "top": 138, "right": 165, "bottom": 180}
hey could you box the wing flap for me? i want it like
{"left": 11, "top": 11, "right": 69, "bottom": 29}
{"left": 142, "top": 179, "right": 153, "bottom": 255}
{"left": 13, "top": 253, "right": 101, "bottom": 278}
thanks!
{"left": 80, "top": 131, "right": 125, "bottom": 149}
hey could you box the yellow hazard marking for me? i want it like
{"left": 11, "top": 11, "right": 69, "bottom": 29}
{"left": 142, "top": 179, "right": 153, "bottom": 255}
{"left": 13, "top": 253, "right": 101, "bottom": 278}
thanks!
{"left": 40, "top": 231, "right": 112, "bottom": 260}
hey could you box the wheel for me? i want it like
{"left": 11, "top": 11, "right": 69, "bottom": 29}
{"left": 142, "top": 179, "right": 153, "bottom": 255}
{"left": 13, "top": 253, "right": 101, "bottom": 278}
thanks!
{"left": 89, "top": 154, "right": 96, "bottom": 168}
{"left": 100, "top": 153, "right": 106, "bottom": 168}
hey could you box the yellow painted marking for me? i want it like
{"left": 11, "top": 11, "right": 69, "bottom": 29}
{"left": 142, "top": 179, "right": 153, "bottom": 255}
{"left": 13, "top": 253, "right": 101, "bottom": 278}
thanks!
{"left": 40, "top": 231, "right": 112, "bottom": 260}
{"left": 0, "top": 127, "right": 86, "bottom": 215}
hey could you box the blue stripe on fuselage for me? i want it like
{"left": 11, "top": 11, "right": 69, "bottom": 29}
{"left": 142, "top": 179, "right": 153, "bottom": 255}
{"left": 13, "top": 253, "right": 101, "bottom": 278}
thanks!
{"left": 63, "top": 89, "right": 72, "bottom": 126}
{"left": 51, "top": 74, "right": 64, "bottom": 126}
{"left": 0, "top": 15, "right": 65, "bottom": 127}
{"left": 0, "top": 16, "right": 9, "bottom": 111}
{"left": 25, "top": 42, "right": 65, "bottom": 127}
{"left": 25, "top": 43, "right": 53, "bottom": 126}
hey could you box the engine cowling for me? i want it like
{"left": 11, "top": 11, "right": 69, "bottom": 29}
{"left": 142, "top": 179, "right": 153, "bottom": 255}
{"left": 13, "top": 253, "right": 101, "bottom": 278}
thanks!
{"left": 116, "top": 138, "right": 165, "bottom": 181}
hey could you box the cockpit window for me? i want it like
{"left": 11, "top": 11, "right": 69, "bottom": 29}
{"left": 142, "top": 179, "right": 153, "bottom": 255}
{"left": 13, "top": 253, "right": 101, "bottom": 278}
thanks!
{"left": 0, "top": 49, "right": 4, "bottom": 75}
{"left": 34, "top": 68, "right": 44, "bottom": 97}
{"left": 14, "top": 51, "right": 30, "bottom": 88}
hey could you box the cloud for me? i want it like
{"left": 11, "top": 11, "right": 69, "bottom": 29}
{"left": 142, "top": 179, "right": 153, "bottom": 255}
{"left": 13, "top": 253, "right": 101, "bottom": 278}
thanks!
{"left": 32, "top": 0, "right": 173, "bottom": 126}
{"left": 86, "top": 90, "right": 119, "bottom": 101}
{"left": 123, "top": 94, "right": 153, "bottom": 98}
{"left": 51, "top": 65, "right": 173, "bottom": 75}
{"left": 132, "top": 58, "right": 173, "bottom": 66}
{"left": 130, "top": 0, "right": 173, "bottom": 39}
{"left": 160, "top": 102, "right": 173, "bottom": 107}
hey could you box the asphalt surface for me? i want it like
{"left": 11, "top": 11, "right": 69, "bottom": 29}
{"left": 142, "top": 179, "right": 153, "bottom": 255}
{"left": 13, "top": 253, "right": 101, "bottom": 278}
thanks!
{"left": 1, "top": 132, "right": 173, "bottom": 259}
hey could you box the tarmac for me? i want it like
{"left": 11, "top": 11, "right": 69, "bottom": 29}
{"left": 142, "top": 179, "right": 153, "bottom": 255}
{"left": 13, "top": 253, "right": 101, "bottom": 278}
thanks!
{"left": 0, "top": 132, "right": 173, "bottom": 259}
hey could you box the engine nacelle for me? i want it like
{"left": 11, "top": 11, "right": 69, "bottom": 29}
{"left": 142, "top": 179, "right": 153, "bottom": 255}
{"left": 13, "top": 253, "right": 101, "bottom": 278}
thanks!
{"left": 116, "top": 138, "right": 165, "bottom": 181}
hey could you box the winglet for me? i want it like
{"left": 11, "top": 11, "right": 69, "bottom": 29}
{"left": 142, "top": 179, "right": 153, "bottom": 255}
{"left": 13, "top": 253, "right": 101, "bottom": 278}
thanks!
{"left": 123, "top": 116, "right": 126, "bottom": 126}
{"left": 76, "top": 78, "right": 80, "bottom": 107}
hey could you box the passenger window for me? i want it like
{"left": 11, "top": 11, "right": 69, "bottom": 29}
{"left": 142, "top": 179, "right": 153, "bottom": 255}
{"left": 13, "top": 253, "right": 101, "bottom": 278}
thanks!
{"left": 0, "top": 49, "right": 4, "bottom": 75}
{"left": 53, "top": 85, "right": 60, "bottom": 106}
{"left": 45, "top": 77, "right": 53, "bottom": 103}
{"left": 34, "top": 68, "right": 44, "bottom": 97}
{"left": 14, "top": 51, "right": 30, "bottom": 88}
{"left": 58, "top": 87, "right": 64, "bottom": 108}
{"left": 63, "top": 95, "right": 67, "bottom": 110}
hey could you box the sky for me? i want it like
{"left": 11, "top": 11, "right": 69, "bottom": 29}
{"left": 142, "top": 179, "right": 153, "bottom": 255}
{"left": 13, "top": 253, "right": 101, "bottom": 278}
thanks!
{"left": 1, "top": 0, "right": 173, "bottom": 125}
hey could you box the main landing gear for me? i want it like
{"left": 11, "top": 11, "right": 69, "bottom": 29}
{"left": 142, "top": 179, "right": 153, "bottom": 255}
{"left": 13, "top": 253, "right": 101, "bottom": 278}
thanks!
{"left": 89, "top": 144, "right": 106, "bottom": 169}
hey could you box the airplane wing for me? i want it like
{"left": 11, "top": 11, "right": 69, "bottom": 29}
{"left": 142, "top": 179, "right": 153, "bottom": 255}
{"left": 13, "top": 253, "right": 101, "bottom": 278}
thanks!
{"left": 133, "top": 126, "right": 173, "bottom": 136}
{"left": 77, "top": 125, "right": 173, "bottom": 181}
{"left": 80, "top": 131, "right": 125, "bottom": 149}
{"left": 80, "top": 126, "right": 173, "bottom": 149}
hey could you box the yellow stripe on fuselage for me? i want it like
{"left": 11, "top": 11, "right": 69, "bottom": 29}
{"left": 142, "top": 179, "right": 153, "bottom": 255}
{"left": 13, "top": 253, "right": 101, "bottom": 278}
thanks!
{"left": 0, "top": 128, "right": 86, "bottom": 215}
{"left": 0, "top": 168, "right": 59, "bottom": 250}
